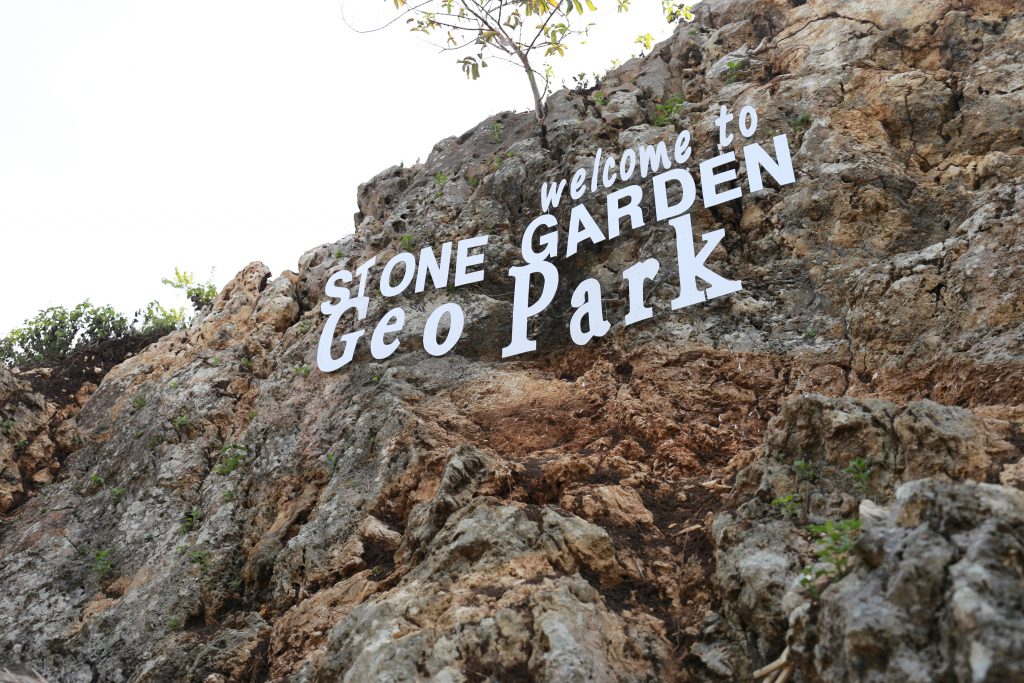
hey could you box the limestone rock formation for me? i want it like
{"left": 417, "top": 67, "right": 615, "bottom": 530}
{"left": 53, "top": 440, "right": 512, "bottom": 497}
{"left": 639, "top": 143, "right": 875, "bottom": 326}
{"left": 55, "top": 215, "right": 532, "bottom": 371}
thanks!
{"left": 1, "top": 0, "right": 1022, "bottom": 681}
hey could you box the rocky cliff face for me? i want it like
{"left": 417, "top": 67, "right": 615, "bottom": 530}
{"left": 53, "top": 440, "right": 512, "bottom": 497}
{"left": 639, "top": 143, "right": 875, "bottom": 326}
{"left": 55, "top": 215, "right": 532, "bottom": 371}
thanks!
{"left": 1, "top": 0, "right": 1023, "bottom": 681}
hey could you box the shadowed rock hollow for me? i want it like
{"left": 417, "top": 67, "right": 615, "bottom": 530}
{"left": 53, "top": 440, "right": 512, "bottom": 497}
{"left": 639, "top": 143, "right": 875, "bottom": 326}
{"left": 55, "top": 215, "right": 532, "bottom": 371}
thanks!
{"left": 1, "top": 0, "right": 1023, "bottom": 681}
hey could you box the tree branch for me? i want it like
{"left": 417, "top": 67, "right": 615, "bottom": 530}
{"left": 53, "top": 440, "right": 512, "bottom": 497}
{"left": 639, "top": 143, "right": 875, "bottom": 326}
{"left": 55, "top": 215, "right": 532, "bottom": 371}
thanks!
{"left": 338, "top": 0, "right": 436, "bottom": 34}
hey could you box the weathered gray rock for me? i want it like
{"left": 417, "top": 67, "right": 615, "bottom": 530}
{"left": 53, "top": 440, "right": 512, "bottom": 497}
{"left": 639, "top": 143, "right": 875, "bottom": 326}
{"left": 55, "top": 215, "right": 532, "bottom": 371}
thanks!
{"left": 796, "top": 479, "right": 1024, "bottom": 683}
{"left": 296, "top": 497, "right": 665, "bottom": 683}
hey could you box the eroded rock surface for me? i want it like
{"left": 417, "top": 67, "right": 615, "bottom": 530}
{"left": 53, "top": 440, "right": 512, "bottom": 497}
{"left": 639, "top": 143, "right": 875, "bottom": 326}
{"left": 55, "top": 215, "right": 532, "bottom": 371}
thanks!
{"left": 797, "top": 479, "right": 1024, "bottom": 683}
{"left": 1, "top": 0, "right": 1022, "bottom": 681}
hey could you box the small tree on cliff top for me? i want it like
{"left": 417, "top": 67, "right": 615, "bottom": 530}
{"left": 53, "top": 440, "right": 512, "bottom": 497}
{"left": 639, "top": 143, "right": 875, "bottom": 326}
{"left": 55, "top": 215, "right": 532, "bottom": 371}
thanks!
{"left": 375, "top": 0, "right": 695, "bottom": 141}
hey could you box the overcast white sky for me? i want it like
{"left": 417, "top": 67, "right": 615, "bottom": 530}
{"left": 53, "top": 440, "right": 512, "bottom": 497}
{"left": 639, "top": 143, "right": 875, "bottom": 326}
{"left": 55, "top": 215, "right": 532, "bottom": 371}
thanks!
{"left": 0, "top": 1, "right": 680, "bottom": 336}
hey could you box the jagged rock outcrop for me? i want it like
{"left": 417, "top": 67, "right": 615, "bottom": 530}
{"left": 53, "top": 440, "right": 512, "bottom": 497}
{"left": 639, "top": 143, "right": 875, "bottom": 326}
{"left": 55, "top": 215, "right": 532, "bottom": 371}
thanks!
{"left": 1, "top": 0, "right": 1022, "bottom": 681}
{"left": 0, "top": 366, "right": 92, "bottom": 513}
{"left": 797, "top": 479, "right": 1024, "bottom": 683}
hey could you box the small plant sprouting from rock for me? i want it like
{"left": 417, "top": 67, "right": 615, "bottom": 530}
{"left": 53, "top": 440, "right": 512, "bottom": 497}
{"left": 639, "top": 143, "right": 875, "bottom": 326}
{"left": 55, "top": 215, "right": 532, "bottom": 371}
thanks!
{"left": 569, "top": 72, "right": 593, "bottom": 92}
{"left": 208, "top": 356, "right": 222, "bottom": 367}
{"left": 112, "top": 486, "right": 126, "bottom": 501}
{"left": 653, "top": 94, "right": 686, "bottom": 126}
{"left": 179, "top": 507, "right": 202, "bottom": 535}
{"left": 800, "top": 518, "right": 861, "bottom": 598}
{"left": 166, "top": 616, "right": 182, "bottom": 631}
{"left": 491, "top": 149, "right": 517, "bottom": 172}
{"left": 793, "top": 458, "right": 815, "bottom": 480}
{"left": 792, "top": 111, "right": 812, "bottom": 132}
{"left": 334, "top": 248, "right": 344, "bottom": 259}
{"left": 293, "top": 364, "right": 312, "bottom": 378}
{"left": 14, "top": 438, "right": 28, "bottom": 451}
{"left": 89, "top": 473, "right": 104, "bottom": 488}
{"left": 399, "top": 234, "right": 415, "bottom": 251}
{"left": 221, "top": 489, "right": 234, "bottom": 503}
{"left": 725, "top": 59, "right": 748, "bottom": 84}
{"left": 131, "top": 394, "right": 146, "bottom": 411}
{"left": 433, "top": 172, "right": 448, "bottom": 197}
{"left": 592, "top": 91, "right": 608, "bottom": 107}
{"left": 846, "top": 457, "right": 871, "bottom": 491}
{"left": 1, "top": 418, "right": 15, "bottom": 435}
{"left": 325, "top": 451, "right": 338, "bottom": 474}
{"left": 215, "top": 443, "right": 249, "bottom": 475}
{"left": 490, "top": 120, "right": 504, "bottom": 144}
{"left": 296, "top": 320, "right": 313, "bottom": 335}
{"left": 162, "top": 267, "right": 217, "bottom": 310}
{"left": 772, "top": 494, "right": 799, "bottom": 518}
{"left": 803, "top": 327, "right": 817, "bottom": 339}
{"left": 93, "top": 549, "right": 113, "bottom": 579}
{"left": 171, "top": 414, "right": 191, "bottom": 432}
{"left": 241, "top": 357, "right": 254, "bottom": 372}
{"left": 188, "top": 549, "right": 209, "bottom": 571}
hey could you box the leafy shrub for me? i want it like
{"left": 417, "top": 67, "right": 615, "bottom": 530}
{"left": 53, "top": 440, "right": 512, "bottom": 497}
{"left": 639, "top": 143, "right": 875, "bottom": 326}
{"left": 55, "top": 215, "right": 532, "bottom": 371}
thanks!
{"left": 93, "top": 549, "right": 113, "bottom": 579}
{"left": 0, "top": 282, "right": 191, "bottom": 368}
{"left": 135, "top": 301, "right": 185, "bottom": 335}
{"left": 188, "top": 549, "right": 209, "bottom": 570}
{"left": 490, "top": 149, "right": 517, "bottom": 171}
{"left": 845, "top": 458, "right": 871, "bottom": 490}
{"left": 170, "top": 414, "right": 191, "bottom": 432}
{"left": 724, "top": 59, "right": 748, "bottom": 84}
{"left": 801, "top": 518, "right": 861, "bottom": 597}
{"left": 653, "top": 94, "right": 686, "bottom": 126}
{"left": 215, "top": 443, "right": 249, "bottom": 475}
{"left": 0, "top": 301, "right": 132, "bottom": 367}
{"left": 179, "top": 508, "right": 202, "bottom": 534}
{"left": 162, "top": 268, "right": 217, "bottom": 310}
{"left": 771, "top": 494, "right": 799, "bottom": 518}
{"left": 490, "top": 120, "right": 504, "bottom": 144}
{"left": 793, "top": 458, "right": 815, "bottom": 480}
